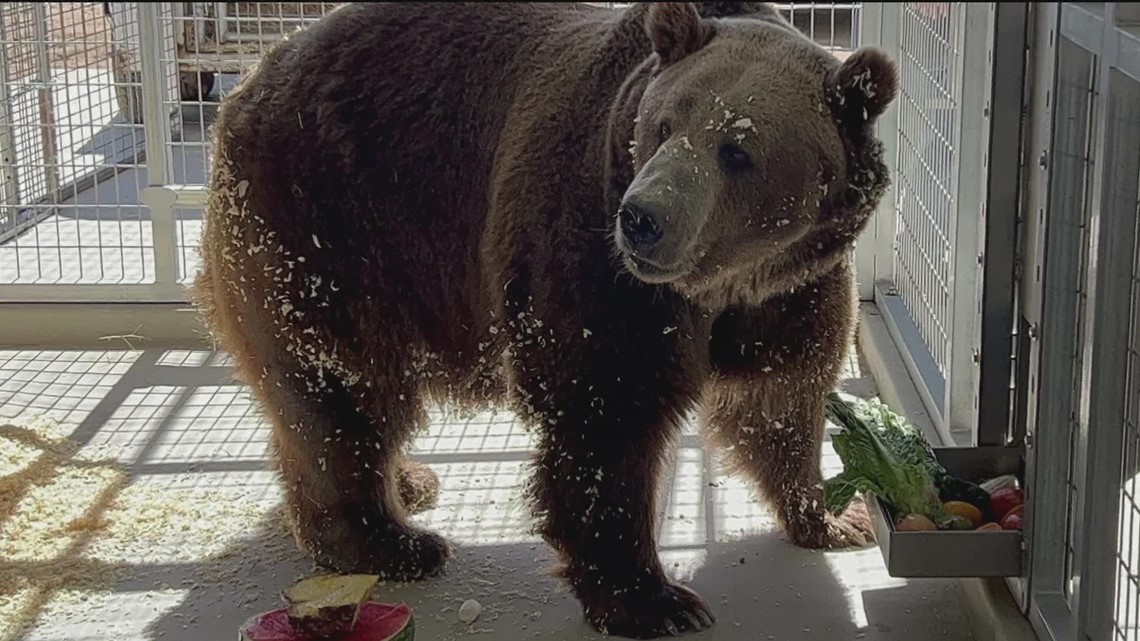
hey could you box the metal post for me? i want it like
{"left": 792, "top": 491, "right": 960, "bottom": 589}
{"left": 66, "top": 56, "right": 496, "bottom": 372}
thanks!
{"left": 1018, "top": 4, "right": 1080, "bottom": 633}
{"left": 853, "top": 2, "right": 883, "bottom": 301}
{"left": 138, "top": 3, "right": 173, "bottom": 187}
{"left": 973, "top": 3, "right": 1029, "bottom": 447}
{"left": 0, "top": 12, "right": 20, "bottom": 217}
{"left": 137, "top": 2, "right": 179, "bottom": 286}
{"left": 31, "top": 3, "right": 58, "bottom": 202}
{"left": 942, "top": 4, "right": 990, "bottom": 444}
{"left": 872, "top": 2, "right": 901, "bottom": 296}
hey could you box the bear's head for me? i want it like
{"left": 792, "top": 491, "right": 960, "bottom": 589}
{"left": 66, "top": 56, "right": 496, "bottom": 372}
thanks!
{"left": 608, "top": 2, "right": 898, "bottom": 306}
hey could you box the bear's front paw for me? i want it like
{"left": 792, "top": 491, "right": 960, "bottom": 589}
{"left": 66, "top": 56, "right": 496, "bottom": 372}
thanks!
{"left": 785, "top": 495, "right": 876, "bottom": 550}
{"left": 581, "top": 579, "right": 715, "bottom": 638}
{"left": 300, "top": 515, "right": 452, "bottom": 582}
{"left": 370, "top": 527, "right": 453, "bottom": 581}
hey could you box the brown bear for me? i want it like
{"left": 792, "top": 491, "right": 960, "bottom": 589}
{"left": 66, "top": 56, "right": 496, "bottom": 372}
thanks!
{"left": 193, "top": 2, "right": 898, "bottom": 638}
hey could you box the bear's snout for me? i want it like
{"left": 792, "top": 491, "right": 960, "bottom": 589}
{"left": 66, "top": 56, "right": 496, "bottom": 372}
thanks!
{"left": 617, "top": 201, "right": 664, "bottom": 255}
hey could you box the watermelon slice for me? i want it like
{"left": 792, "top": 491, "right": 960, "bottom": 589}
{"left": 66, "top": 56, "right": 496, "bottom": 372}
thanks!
{"left": 239, "top": 602, "right": 414, "bottom": 641}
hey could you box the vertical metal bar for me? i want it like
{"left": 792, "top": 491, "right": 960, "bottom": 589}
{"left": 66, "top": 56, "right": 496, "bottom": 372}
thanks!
{"left": 138, "top": 2, "right": 177, "bottom": 285}
{"left": 974, "top": 3, "right": 1030, "bottom": 447}
{"left": 853, "top": 2, "right": 883, "bottom": 301}
{"left": 215, "top": 2, "right": 231, "bottom": 44}
{"left": 31, "top": 2, "right": 57, "bottom": 202}
{"left": 1021, "top": 7, "right": 1093, "bottom": 637}
{"left": 139, "top": 3, "right": 173, "bottom": 188}
{"left": 0, "top": 12, "right": 20, "bottom": 214}
{"left": 943, "top": 4, "right": 990, "bottom": 443}
{"left": 164, "top": 3, "right": 183, "bottom": 142}
{"left": 1077, "top": 8, "right": 1138, "bottom": 638}
{"left": 872, "top": 2, "right": 901, "bottom": 295}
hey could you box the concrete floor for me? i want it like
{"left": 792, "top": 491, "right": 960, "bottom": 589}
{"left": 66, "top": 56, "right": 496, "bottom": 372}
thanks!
{"left": 0, "top": 345, "right": 976, "bottom": 641}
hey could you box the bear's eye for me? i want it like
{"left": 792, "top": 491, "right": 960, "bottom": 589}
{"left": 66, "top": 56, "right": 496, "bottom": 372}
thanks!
{"left": 719, "top": 143, "right": 753, "bottom": 173}
{"left": 658, "top": 121, "right": 671, "bottom": 145}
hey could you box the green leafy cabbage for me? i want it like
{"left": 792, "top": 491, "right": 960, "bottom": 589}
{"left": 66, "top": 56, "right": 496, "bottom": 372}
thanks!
{"left": 823, "top": 393, "right": 945, "bottom": 520}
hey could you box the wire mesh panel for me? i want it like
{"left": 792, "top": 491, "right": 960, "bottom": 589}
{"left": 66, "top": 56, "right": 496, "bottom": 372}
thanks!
{"left": 0, "top": 2, "right": 863, "bottom": 299}
{"left": 161, "top": 2, "right": 340, "bottom": 192}
{"left": 1016, "top": 5, "right": 1100, "bottom": 631}
{"left": 0, "top": 3, "right": 160, "bottom": 287}
{"left": 600, "top": 0, "right": 863, "bottom": 51}
{"left": 776, "top": 2, "right": 862, "bottom": 53}
{"left": 1022, "top": 6, "right": 1140, "bottom": 640}
{"left": 1112, "top": 69, "right": 1140, "bottom": 641}
{"left": 889, "top": 2, "right": 961, "bottom": 375}
{"left": 158, "top": 1, "right": 863, "bottom": 287}
{"left": 1050, "top": 41, "right": 1097, "bottom": 605}
{"left": 162, "top": 2, "right": 861, "bottom": 189}
{"left": 175, "top": 206, "right": 201, "bottom": 284}
{"left": 155, "top": 2, "right": 342, "bottom": 286}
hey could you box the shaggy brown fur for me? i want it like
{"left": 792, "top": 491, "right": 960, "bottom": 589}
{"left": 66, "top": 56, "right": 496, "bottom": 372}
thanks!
{"left": 193, "top": 2, "right": 897, "bottom": 638}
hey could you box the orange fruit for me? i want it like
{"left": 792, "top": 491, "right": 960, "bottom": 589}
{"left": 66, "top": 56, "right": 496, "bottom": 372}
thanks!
{"left": 942, "top": 501, "right": 985, "bottom": 528}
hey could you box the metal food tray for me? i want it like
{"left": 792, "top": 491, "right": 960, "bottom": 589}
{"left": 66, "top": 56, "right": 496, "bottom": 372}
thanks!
{"left": 866, "top": 446, "right": 1025, "bottom": 578}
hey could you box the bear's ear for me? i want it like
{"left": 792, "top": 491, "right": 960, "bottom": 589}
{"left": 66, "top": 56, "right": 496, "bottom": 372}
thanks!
{"left": 825, "top": 47, "right": 899, "bottom": 126}
{"left": 645, "top": 3, "right": 711, "bottom": 66}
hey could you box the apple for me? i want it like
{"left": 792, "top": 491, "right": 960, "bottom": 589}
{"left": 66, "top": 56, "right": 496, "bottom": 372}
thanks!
{"left": 990, "top": 488, "right": 1024, "bottom": 521}
{"left": 897, "top": 514, "right": 937, "bottom": 531}
{"left": 1000, "top": 511, "right": 1024, "bottom": 531}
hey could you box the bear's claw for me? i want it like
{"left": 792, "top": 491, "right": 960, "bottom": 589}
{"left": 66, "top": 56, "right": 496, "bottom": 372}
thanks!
{"left": 583, "top": 580, "right": 715, "bottom": 639}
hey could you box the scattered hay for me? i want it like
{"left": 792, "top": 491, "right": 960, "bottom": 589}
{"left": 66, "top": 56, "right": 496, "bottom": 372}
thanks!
{"left": 0, "top": 416, "right": 288, "bottom": 641}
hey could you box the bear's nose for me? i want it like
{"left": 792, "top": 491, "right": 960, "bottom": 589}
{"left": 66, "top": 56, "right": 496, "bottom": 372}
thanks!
{"left": 617, "top": 202, "right": 663, "bottom": 254}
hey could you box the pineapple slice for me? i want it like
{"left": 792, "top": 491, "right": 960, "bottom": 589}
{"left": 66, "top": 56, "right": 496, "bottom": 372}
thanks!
{"left": 282, "top": 574, "right": 380, "bottom": 638}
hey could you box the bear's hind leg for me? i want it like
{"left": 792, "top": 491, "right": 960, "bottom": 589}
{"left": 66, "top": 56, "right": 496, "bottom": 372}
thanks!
{"left": 396, "top": 458, "right": 441, "bottom": 514}
{"left": 258, "top": 365, "right": 451, "bottom": 580}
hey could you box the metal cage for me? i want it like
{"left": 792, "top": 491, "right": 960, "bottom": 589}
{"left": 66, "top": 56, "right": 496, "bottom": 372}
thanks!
{"left": 1017, "top": 6, "right": 1140, "bottom": 639}
{"left": 861, "top": 3, "right": 1140, "bottom": 640}
{"left": 3, "top": 2, "right": 1140, "bottom": 639}
{"left": 0, "top": 1, "right": 864, "bottom": 304}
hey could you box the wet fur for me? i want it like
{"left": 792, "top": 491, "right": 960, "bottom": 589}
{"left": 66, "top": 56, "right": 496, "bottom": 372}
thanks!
{"left": 193, "top": 2, "right": 895, "bottom": 638}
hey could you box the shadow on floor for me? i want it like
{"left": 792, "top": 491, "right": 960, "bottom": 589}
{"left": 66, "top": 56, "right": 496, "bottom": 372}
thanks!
{"left": 139, "top": 510, "right": 871, "bottom": 641}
